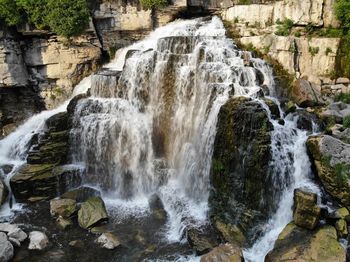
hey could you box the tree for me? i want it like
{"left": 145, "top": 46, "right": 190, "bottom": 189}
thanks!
{"left": 335, "top": 0, "right": 350, "bottom": 29}
{"left": 0, "top": 0, "right": 22, "bottom": 26}
{"left": 16, "top": 0, "right": 49, "bottom": 29}
{"left": 45, "top": 0, "right": 90, "bottom": 38}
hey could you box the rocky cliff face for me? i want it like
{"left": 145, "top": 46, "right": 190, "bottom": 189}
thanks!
{"left": 221, "top": 0, "right": 348, "bottom": 103}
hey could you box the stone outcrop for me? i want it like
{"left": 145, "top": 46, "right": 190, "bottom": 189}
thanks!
{"left": 293, "top": 189, "right": 321, "bottom": 230}
{"left": 307, "top": 135, "right": 350, "bottom": 208}
{"left": 221, "top": 0, "right": 345, "bottom": 98}
{"left": 210, "top": 97, "right": 273, "bottom": 238}
{"left": 96, "top": 233, "right": 121, "bottom": 250}
{"left": 266, "top": 223, "right": 346, "bottom": 262}
{"left": 10, "top": 112, "right": 84, "bottom": 202}
{"left": 28, "top": 231, "right": 49, "bottom": 250}
{"left": 50, "top": 199, "right": 77, "bottom": 218}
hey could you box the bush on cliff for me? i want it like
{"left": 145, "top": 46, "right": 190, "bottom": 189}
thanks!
{"left": 140, "top": 0, "right": 168, "bottom": 9}
{"left": 0, "top": 0, "right": 23, "bottom": 26}
{"left": 0, "top": 0, "right": 90, "bottom": 38}
{"left": 45, "top": 0, "right": 90, "bottom": 38}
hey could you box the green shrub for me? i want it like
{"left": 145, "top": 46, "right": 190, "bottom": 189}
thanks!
{"left": 344, "top": 115, "right": 350, "bottom": 128}
{"left": 325, "top": 47, "right": 333, "bottom": 56}
{"left": 45, "top": 0, "right": 90, "bottom": 38}
{"left": 140, "top": 0, "right": 168, "bottom": 9}
{"left": 335, "top": 0, "right": 350, "bottom": 29}
{"left": 16, "top": 0, "right": 48, "bottom": 29}
{"left": 275, "top": 19, "right": 294, "bottom": 36}
{"left": 0, "top": 0, "right": 23, "bottom": 26}
{"left": 308, "top": 46, "right": 319, "bottom": 56}
{"left": 335, "top": 92, "right": 350, "bottom": 103}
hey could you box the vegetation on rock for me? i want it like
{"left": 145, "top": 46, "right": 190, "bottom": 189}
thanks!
{"left": 140, "top": 0, "right": 168, "bottom": 9}
{"left": 275, "top": 19, "right": 294, "bottom": 36}
{"left": 0, "top": 0, "right": 90, "bottom": 38}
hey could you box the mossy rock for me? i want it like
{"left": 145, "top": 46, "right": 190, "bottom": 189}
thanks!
{"left": 209, "top": 97, "right": 273, "bottom": 238}
{"left": 293, "top": 189, "right": 320, "bottom": 230}
{"left": 213, "top": 219, "right": 246, "bottom": 246}
{"left": 78, "top": 196, "right": 108, "bottom": 229}
{"left": 267, "top": 223, "right": 346, "bottom": 262}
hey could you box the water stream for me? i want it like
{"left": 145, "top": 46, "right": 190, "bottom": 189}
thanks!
{"left": 0, "top": 16, "right": 322, "bottom": 261}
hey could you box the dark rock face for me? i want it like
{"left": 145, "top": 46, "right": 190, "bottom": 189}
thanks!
{"left": 186, "top": 227, "right": 219, "bottom": 255}
{"left": 0, "top": 86, "right": 45, "bottom": 138}
{"left": 293, "top": 110, "right": 324, "bottom": 132}
{"left": 10, "top": 112, "right": 84, "bottom": 202}
{"left": 209, "top": 97, "right": 273, "bottom": 239}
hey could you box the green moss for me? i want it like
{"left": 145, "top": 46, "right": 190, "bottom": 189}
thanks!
{"left": 308, "top": 46, "right": 320, "bottom": 56}
{"left": 325, "top": 47, "right": 333, "bottom": 56}
{"left": 140, "top": 0, "right": 168, "bottom": 9}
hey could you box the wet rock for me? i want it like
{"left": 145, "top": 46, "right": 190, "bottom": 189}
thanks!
{"left": 213, "top": 219, "right": 246, "bottom": 246}
{"left": 96, "top": 233, "right": 121, "bottom": 250}
{"left": 0, "top": 232, "right": 13, "bottom": 262}
{"left": 307, "top": 135, "right": 350, "bottom": 209}
{"left": 293, "top": 189, "right": 321, "bottom": 230}
{"left": 67, "top": 93, "right": 88, "bottom": 116}
{"left": 61, "top": 186, "right": 101, "bottom": 203}
{"left": 294, "top": 110, "right": 323, "bottom": 132}
{"left": 56, "top": 216, "right": 73, "bottom": 230}
{"left": 335, "top": 219, "right": 348, "bottom": 238}
{"left": 263, "top": 98, "right": 280, "bottom": 119}
{"left": 50, "top": 198, "right": 77, "bottom": 218}
{"left": 148, "top": 194, "right": 167, "bottom": 221}
{"left": 10, "top": 164, "right": 82, "bottom": 202}
{"left": 0, "top": 178, "right": 9, "bottom": 205}
{"left": 69, "top": 240, "right": 84, "bottom": 248}
{"left": 78, "top": 197, "right": 108, "bottom": 229}
{"left": 266, "top": 223, "right": 346, "bottom": 262}
{"left": 283, "top": 100, "right": 297, "bottom": 115}
{"left": 8, "top": 237, "right": 20, "bottom": 248}
{"left": 291, "top": 79, "right": 323, "bottom": 107}
{"left": 330, "top": 207, "right": 350, "bottom": 220}
{"left": 187, "top": 228, "right": 218, "bottom": 255}
{"left": 0, "top": 165, "right": 13, "bottom": 175}
{"left": 200, "top": 243, "right": 243, "bottom": 262}
{"left": 7, "top": 228, "right": 27, "bottom": 243}
{"left": 210, "top": 97, "right": 273, "bottom": 237}
{"left": 28, "top": 231, "right": 49, "bottom": 250}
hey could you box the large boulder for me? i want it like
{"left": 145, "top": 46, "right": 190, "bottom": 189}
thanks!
{"left": 266, "top": 223, "right": 346, "bottom": 262}
{"left": 307, "top": 135, "right": 350, "bottom": 208}
{"left": 0, "top": 232, "right": 13, "bottom": 262}
{"left": 50, "top": 198, "right": 77, "bottom": 218}
{"left": 78, "top": 197, "right": 108, "bottom": 229}
{"left": 210, "top": 97, "right": 273, "bottom": 237}
{"left": 200, "top": 243, "right": 243, "bottom": 262}
{"left": 293, "top": 189, "right": 321, "bottom": 230}
{"left": 321, "top": 102, "right": 350, "bottom": 124}
{"left": 291, "top": 79, "right": 323, "bottom": 107}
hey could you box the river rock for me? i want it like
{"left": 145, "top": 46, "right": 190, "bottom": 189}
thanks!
{"left": 266, "top": 223, "right": 346, "bottom": 262}
{"left": 28, "top": 231, "right": 49, "bottom": 250}
{"left": 0, "top": 232, "right": 13, "bottom": 262}
{"left": 213, "top": 219, "right": 246, "bottom": 246}
{"left": 0, "top": 178, "right": 8, "bottom": 205}
{"left": 335, "top": 219, "right": 348, "bottom": 238}
{"left": 56, "top": 216, "right": 73, "bottom": 230}
{"left": 291, "top": 79, "right": 323, "bottom": 107}
{"left": 200, "top": 243, "right": 243, "bottom": 262}
{"left": 78, "top": 196, "right": 108, "bottom": 229}
{"left": 148, "top": 194, "right": 167, "bottom": 221}
{"left": 307, "top": 135, "right": 350, "bottom": 208}
{"left": 210, "top": 97, "right": 273, "bottom": 237}
{"left": 293, "top": 189, "right": 321, "bottom": 230}
{"left": 294, "top": 110, "right": 323, "bottom": 132}
{"left": 50, "top": 198, "right": 77, "bottom": 218}
{"left": 7, "top": 227, "right": 27, "bottom": 243}
{"left": 96, "top": 233, "right": 121, "bottom": 250}
{"left": 330, "top": 207, "right": 350, "bottom": 219}
{"left": 8, "top": 237, "right": 20, "bottom": 248}
{"left": 187, "top": 228, "right": 219, "bottom": 255}
{"left": 321, "top": 102, "right": 350, "bottom": 124}
{"left": 61, "top": 186, "right": 101, "bottom": 203}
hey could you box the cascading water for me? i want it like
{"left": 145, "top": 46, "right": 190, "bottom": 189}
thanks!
{"left": 0, "top": 16, "right": 323, "bottom": 261}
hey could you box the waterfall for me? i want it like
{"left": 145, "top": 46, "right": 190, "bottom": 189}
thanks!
{"left": 0, "top": 16, "right": 322, "bottom": 261}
